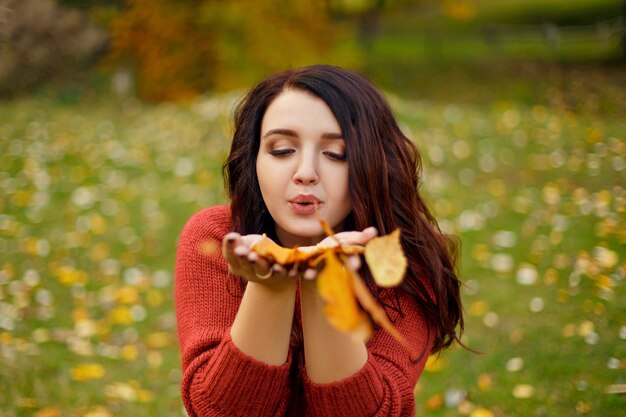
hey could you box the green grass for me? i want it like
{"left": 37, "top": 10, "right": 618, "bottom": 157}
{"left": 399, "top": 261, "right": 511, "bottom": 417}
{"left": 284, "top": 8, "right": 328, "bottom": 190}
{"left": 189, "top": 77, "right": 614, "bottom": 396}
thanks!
{"left": 360, "top": 0, "right": 626, "bottom": 117}
{"left": 0, "top": 90, "right": 624, "bottom": 416}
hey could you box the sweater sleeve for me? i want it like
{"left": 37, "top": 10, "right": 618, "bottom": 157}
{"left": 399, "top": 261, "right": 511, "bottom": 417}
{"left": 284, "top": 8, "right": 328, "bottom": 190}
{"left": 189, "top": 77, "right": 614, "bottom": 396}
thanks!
{"left": 301, "top": 288, "right": 434, "bottom": 417}
{"left": 174, "top": 205, "right": 292, "bottom": 417}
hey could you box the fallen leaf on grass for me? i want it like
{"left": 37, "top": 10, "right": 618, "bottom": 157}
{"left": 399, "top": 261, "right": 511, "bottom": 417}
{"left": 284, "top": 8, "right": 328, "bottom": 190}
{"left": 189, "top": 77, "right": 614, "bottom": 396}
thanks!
{"left": 470, "top": 408, "right": 495, "bottom": 417}
{"left": 34, "top": 407, "right": 60, "bottom": 417}
{"left": 71, "top": 363, "right": 105, "bottom": 381}
{"left": 425, "top": 394, "right": 444, "bottom": 410}
{"left": 512, "top": 384, "right": 534, "bottom": 399}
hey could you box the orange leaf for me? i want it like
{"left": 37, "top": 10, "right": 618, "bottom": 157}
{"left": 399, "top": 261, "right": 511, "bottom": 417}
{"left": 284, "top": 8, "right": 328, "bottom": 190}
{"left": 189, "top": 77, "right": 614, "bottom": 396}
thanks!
{"left": 252, "top": 235, "right": 299, "bottom": 264}
{"left": 316, "top": 251, "right": 366, "bottom": 333}
{"left": 319, "top": 219, "right": 335, "bottom": 237}
{"left": 364, "top": 229, "right": 407, "bottom": 287}
{"left": 251, "top": 235, "right": 363, "bottom": 266}
{"left": 249, "top": 227, "right": 412, "bottom": 351}
{"left": 349, "top": 262, "right": 417, "bottom": 356}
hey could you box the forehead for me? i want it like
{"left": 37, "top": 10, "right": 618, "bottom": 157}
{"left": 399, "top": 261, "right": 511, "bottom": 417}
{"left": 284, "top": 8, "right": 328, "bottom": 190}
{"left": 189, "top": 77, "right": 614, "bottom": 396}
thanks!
{"left": 261, "top": 89, "right": 340, "bottom": 133}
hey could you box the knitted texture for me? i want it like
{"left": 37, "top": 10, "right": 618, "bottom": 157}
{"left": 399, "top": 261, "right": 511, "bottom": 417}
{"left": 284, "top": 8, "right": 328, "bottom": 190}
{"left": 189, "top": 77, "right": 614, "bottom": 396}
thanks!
{"left": 175, "top": 205, "right": 434, "bottom": 417}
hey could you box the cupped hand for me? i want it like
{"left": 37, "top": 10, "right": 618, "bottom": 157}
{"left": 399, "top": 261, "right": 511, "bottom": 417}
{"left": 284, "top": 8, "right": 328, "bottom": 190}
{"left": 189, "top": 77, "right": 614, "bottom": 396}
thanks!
{"left": 301, "top": 226, "right": 378, "bottom": 281}
{"left": 222, "top": 232, "right": 296, "bottom": 287}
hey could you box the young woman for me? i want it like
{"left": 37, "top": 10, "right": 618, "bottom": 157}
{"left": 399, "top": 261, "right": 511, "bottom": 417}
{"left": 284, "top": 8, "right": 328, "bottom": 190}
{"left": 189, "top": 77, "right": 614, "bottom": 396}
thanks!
{"left": 175, "top": 65, "right": 464, "bottom": 417}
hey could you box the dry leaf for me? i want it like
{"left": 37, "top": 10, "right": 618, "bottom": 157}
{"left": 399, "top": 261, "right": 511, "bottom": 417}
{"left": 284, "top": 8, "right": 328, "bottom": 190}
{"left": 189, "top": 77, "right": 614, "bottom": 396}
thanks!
{"left": 316, "top": 251, "right": 364, "bottom": 332}
{"left": 350, "top": 262, "right": 416, "bottom": 356}
{"left": 245, "top": 225, "right": 411, "bottom": 351}
{"left": 365, "top": 229, "right": 407, "bottom": 287}
{"left": 251, "top": 235, "right": 362, "bottom": 266}
{"left": 425, "top": 394, "right": 444, "bottom": 410}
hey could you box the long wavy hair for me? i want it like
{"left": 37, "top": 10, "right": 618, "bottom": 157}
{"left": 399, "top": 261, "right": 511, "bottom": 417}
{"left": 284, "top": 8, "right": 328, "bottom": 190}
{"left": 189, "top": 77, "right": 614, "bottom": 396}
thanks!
{"left": 223, "top": 65, "right": 463, "bottom": 353}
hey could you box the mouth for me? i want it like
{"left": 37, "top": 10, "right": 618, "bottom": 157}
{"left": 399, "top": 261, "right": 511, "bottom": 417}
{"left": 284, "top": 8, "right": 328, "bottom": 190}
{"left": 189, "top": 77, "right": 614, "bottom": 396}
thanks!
{"left": 289, "top": 194, "right": 322, "bottom": 215}
{"left": 290, "top": 194, "right": 322, "bottom": 205}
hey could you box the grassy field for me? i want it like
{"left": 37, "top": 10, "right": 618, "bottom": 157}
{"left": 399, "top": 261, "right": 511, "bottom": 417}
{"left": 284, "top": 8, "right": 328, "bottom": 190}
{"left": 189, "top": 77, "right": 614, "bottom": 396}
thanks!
{"left": 362, "top": 0, "right": 626, "bottom": 118}
{"left": 0, "top": 88, "right": 624, "bottom": 417}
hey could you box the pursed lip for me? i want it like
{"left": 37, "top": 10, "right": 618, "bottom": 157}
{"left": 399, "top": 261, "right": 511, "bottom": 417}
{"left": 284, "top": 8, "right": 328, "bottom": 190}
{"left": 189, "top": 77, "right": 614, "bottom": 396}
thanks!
{"left": 290, "top": 194, "right": 322, "bottom": 205}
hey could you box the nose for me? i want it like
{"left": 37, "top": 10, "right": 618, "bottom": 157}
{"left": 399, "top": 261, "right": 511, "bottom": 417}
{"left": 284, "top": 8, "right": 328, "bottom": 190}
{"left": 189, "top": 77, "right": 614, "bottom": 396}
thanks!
{"left": 293, "top": 151, "right": 319, "bottom": 185}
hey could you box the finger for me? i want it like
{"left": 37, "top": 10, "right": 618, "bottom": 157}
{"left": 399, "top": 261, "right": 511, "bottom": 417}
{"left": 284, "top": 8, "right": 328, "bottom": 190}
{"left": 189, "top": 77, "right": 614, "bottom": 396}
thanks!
{"left": 351, "top": 227, "right": 378, "bottom": 244}
{"left": 247, "top": 251, "right": 259, "bottom": 263}
{"left": 303, "top": 268, "right": 317, "bottom": 281}
{"left": 271, "top": 263, "right": 287, "bottom": 276}
{"left": 347, "top": 255, "right": 361, "bottom": 271}
{"left": 222, "top": 232, "right": 241, "bottom": 254}
{"left": 250, "top": 256, "right": 272, "bottom": 279}
{"left": 223, "top": 233, "right": 244, "bottom": 268}
{"left": 363, "top": 226, "right": 378, "bottom": 238}
{"left": 288, "top": 266, "right": 299, "bottom": 278}
{"left": 242, "top": 234, "right": 266, "bottom": 247}
{"left": 234, "top": 245, "right": 249, "bottom": 257}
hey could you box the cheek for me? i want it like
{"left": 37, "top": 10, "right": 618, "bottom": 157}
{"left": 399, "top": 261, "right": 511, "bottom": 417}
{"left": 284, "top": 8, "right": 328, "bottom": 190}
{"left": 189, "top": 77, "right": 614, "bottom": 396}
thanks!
{"left": 332, "top": 166, "right": 351, "bottom": 205}
{"left": 256, "top": 158, "right": 281, "bottom": 199}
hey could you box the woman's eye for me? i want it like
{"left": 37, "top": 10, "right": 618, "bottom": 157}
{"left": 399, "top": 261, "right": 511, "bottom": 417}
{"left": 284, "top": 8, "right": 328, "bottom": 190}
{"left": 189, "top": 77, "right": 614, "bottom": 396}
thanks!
{"left": 269, "top": 149, "right": 294, "bottom": 156}
{"left": 324, "top": 151, "right": 347, "bottom": 161}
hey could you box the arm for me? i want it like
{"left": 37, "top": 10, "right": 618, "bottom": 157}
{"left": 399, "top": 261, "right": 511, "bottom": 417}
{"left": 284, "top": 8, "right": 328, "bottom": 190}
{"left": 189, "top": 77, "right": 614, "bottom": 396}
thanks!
{"left": 302, "top": 287, "right": 434, "bottom": 417}
{"left": 299, "top": 280, "right": 368, "bottom": 383}
{"left": 224, "top": 232, "right": 297, "bottom": 366}
{"left": 175, "top": 206, "right": 295, "bottom": 417}
{"left": 299, "top": 227, "right": 373, "bottom": 383}
{"left": 297, "top": 228, "right": 434, "bottom": 417}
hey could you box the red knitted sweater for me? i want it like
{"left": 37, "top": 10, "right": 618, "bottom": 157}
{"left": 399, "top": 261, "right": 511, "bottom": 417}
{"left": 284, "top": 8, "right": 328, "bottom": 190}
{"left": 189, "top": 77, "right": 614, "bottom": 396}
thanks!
{"left": 175, "top": 205, "right": 434, "bottom": 417}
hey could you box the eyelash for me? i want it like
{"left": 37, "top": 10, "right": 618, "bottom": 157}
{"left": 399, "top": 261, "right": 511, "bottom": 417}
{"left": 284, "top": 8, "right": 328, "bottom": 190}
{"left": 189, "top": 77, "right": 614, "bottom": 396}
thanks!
{"left": 269, "top": 149, "right": 294, "bottom": 156}
{"left": 268, "top": 149, "right": 347, "bottom": 162}
{"left": 324, "top": 151, "right": 347, "bottom": 161}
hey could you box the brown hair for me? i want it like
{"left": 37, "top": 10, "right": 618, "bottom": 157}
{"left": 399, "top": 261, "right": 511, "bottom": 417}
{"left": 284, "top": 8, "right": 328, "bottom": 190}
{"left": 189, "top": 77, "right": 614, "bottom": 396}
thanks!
{"left": 223, "top": 64, "right": 463, "bottom": 353}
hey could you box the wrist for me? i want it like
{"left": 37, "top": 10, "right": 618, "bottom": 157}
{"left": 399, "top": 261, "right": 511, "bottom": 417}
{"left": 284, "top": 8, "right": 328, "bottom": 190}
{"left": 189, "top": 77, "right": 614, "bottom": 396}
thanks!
{"left": 248, "top": 278, "right": 297, "bottom": 295}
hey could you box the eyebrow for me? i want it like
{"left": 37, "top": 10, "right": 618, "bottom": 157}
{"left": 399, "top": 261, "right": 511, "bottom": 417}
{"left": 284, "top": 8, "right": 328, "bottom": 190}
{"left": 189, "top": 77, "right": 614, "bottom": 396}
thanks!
{"left": 262, "top": 128, "right": 343, "bottom": 140}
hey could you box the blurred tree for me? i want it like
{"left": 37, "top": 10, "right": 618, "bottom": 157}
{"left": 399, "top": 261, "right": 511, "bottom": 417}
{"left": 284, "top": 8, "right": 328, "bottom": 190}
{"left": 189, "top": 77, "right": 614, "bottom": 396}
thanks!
{"left": 622, "top": 0, "right": 626, "bottom": 59}
{"left": 326, "top": 0, "right": 476, "bottom": 49}
{"left": 105, "top": 0, "right": 359, "bottom": 101}
{"left": 0, "top": 0, "right": 108, "bottom": 98}
{"left": 105, "top": 0, "right": 218, "bottom": 101}
{"left": 58, "top": 0, "right": 125, "bottom": 10}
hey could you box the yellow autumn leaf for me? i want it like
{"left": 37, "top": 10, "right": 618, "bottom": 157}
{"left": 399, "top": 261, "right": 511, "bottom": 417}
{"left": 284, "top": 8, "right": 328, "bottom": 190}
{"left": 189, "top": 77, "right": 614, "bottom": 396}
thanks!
{"left": 34, "top": 407, "right": 61, "bottom": 417}
{"left": 470, "top": 408, "right": 495, "bottom": 417}
{"left": 425, "top": 394, "right": 444, "bottom": 410}
{"left": 364, "top": 229, "right": 407, "bottom": 287}
{"left": 424, "top": 355, "right": 447, "bottom": 372}
{"left": 248, "top": 224, "right": 410, "bottom": 349}
{"left": 121, "top": 344, "right": 139, "bottom": 361}
{"left": 316, "top": 251, "right": 363, "bottom": 332}
{"left": 146, "top": 332, "right": 170, "bottom": 349}
{"left": 251, "top": 235, "right": 363, "bottom": 267}
{"left": 83, "top": 407, "right": 114, "bottom": 417}
{"left": 252, "top": 235, "right": 299, "bottom": 265}
{"left": 477, "top": 373, "right": 493, "bottom": 391}
{"left": 71, "top": 363, "right": 106, "bottom": 381}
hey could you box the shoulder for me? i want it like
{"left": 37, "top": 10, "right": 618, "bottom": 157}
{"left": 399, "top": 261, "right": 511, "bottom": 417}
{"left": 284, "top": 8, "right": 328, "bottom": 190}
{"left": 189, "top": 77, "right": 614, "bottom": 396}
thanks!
{"left": 179, "top": 204, "right": 232, "bottom": 244}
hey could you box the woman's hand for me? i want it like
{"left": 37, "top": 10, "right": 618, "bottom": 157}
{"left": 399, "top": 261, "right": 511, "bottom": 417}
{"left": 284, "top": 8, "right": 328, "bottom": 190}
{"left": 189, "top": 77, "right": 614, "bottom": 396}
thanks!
{"left": 301, "top": 226, "right": 378, "bottom": 281}
{"left": 222, "top": 232, "right": 296, "bottom": 287}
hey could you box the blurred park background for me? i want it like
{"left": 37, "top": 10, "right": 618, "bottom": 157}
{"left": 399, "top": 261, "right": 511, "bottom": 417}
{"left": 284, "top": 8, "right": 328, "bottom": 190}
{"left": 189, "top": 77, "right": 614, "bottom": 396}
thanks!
{"left": 0, "top": 0, "right": 624, "bottom": 416}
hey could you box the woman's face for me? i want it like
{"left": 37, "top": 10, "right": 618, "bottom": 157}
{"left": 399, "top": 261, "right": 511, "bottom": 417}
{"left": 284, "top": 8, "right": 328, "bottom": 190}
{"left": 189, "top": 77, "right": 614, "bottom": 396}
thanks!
{"left": 256, "top": 89, "right": 352, "bottom": 247}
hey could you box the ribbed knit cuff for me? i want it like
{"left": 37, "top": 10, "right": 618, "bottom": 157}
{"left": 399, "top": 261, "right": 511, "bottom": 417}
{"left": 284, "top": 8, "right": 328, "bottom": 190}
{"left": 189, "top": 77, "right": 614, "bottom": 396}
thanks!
{"left": 193, "top": 334, "right": 292, "bottom": 416}
{"left": 302, "top": 358, "right": 385, "bottom": 417}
